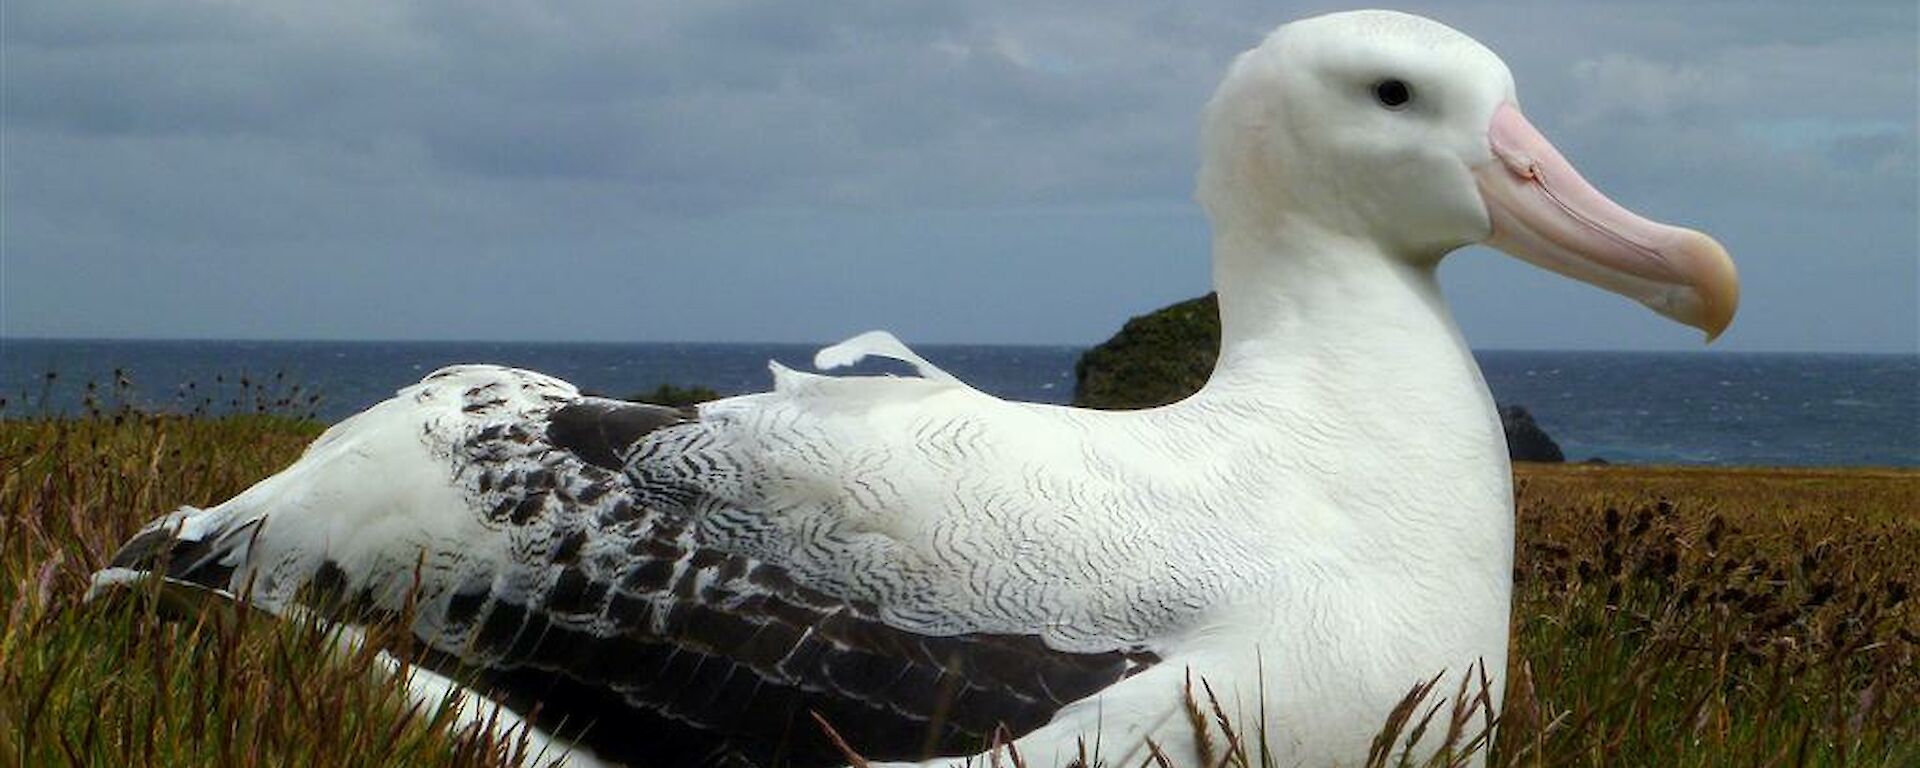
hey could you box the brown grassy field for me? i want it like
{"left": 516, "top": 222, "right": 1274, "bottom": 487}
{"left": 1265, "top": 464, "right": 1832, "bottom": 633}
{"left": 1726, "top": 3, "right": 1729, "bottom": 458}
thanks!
{"left": 1499, "top": 463, "right": 1918, "bottom": 765}
{"left": 1, "top": 412, "right": 1915, "bottom": 766}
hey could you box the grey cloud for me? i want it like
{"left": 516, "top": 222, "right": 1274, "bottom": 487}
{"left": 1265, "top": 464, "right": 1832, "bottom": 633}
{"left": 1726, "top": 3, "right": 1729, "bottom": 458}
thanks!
{"left": 5, "top": 0, "right": 267, "bottom": 48}
{"left": 1568, "top": 55, "right": 1739, "bottom": 126}
{"left": 1, "top": 0, "right": 1237, "bottom": 208}
{"left": 1829, "top": 130, "right": 1917, "bottom": 174}
{"left": 2, "top": 0, "right": 1914, "bottom": 351}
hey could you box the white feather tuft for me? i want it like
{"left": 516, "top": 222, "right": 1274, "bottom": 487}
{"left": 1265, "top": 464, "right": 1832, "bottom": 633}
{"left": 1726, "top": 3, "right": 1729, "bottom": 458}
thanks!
{"left": 812, "top": 330, "right": 958, "bottom": 382}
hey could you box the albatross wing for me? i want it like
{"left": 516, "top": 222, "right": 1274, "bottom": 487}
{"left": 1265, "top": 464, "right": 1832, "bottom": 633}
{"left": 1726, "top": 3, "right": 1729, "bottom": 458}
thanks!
{"left": 95, "top": 361, "right": 1157, "bottom": 767}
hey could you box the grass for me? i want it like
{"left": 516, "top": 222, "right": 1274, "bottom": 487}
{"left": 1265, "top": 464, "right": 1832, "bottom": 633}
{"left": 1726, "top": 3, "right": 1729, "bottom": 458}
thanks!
{"left": 1, "top": 407, "right": 1915, "bottom": 766}
{"left": 1490, "top": 464, "right": 1919, "bottom": 766}
{"left": 0, "top": 411, "right": 559, "bottom": 767}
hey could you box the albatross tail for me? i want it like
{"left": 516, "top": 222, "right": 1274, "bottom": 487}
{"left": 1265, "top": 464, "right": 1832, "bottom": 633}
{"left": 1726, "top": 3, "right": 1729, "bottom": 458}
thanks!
{"left": 87, "top": 500, "right": 610, "bottom": 768}
{"left": 89, "top": 503, "right": 261, "bottom": 604}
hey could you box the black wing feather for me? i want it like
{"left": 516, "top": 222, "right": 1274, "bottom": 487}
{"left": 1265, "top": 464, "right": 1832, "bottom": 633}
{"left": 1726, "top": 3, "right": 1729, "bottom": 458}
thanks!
{"left": 546, "top": 398, "right": 693, "bottom": 471}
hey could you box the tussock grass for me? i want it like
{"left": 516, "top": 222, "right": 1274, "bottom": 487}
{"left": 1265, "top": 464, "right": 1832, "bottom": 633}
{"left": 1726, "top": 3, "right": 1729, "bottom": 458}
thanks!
{"left": 2, "top": 405, "right": 1915, "bottom": 766}
{"left": 1489, "top": 464, "right": 1920, "bottom": 766}
{"left": 0, "top": 412, "right": 543, "bottom": 767}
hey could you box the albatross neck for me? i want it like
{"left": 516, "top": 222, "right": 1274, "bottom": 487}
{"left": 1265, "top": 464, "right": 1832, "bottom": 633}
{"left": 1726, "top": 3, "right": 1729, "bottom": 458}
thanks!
{"left": 1197, "top": 224, "right": 1489, "bottom": 419}
{"left": 1185, "top": 220, "right": 1512, "bottom": 580}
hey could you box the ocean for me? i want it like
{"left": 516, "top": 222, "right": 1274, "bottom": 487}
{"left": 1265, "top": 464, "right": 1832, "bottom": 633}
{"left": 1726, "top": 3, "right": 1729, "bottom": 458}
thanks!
{"left": 1, "top": 339, "right": 1914, "bottom": 468}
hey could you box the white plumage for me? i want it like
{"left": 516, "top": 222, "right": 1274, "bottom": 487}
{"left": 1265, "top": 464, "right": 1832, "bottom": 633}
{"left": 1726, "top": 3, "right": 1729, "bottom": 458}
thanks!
{"left": 93, "top": 10, "right": 1736, "bottom": 768}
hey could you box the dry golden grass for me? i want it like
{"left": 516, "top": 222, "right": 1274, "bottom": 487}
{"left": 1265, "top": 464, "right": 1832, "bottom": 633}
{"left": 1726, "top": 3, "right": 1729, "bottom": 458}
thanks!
{"left": 1516, "top": 463, "right": 1917, "bottom": 526}
{"left": 2, "top": 410, "right": 1915, "bottom": 766}
{"left": 1493, "top": 463, "right": 1919, "bottom": 767}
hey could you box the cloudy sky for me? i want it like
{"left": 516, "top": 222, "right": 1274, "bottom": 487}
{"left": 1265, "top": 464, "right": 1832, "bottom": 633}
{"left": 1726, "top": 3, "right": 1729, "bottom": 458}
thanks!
{"left": 4, "top": 0, "right": 1915, "bottom": 352}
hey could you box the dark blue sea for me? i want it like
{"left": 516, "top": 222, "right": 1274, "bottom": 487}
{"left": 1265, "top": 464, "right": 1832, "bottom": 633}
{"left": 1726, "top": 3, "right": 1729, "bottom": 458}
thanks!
{"left": 1, "top": 339, "right": 1914, "bottom": 468}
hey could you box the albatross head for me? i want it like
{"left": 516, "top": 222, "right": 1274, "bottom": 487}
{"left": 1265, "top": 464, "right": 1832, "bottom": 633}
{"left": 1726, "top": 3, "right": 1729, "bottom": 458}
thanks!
{"left": 1199, "top": 10, "right": 1738, "bottom": 340}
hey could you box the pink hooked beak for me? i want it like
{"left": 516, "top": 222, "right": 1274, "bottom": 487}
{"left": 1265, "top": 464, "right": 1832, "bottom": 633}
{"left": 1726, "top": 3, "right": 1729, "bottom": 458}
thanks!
{"left": 1472, "top": 103, "right": 1739, "bottom": 341}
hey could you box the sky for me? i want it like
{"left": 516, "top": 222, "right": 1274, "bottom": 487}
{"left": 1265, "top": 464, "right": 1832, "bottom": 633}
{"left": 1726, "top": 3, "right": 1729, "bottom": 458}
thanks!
{"left": 3, "top": 1, "right": 1915, "bottom": 352}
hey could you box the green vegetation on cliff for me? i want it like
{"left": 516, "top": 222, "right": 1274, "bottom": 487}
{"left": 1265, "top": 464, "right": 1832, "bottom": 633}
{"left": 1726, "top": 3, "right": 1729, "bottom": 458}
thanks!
{"left": 1073, "top": 294, "right": 1221, "bottom": 410}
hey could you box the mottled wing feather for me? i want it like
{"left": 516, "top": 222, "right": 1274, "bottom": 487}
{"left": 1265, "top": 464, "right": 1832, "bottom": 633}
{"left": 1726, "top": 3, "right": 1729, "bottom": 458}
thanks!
{"left": 96, "top": 369, "right": 1159, "bottom": 766}
{"left": 414, "top": 384, "right": 1155, "bottom": 766}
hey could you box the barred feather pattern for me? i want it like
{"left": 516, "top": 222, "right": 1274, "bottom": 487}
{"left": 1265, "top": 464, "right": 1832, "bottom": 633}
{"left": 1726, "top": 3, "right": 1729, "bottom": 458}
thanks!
{"left": 410, "top": 371, "right": 1160, "bottom": 764}
{"left": 106, "top": 363, "right": 1198, "bottom": 766}
{"left": 623, "top": 367, "right": 1278, "bottom": 653}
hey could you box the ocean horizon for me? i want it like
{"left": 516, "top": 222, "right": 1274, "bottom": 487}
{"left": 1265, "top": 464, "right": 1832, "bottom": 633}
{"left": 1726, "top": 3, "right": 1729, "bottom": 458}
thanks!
{"left": 2, "top": 337, "right": 1915, "bottom": 469}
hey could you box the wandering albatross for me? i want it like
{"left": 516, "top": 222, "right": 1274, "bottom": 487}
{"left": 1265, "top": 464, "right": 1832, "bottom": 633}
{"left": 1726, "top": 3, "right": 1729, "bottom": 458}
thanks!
{"left": 92, "top": 10, "right": 1738, "bottom": 767}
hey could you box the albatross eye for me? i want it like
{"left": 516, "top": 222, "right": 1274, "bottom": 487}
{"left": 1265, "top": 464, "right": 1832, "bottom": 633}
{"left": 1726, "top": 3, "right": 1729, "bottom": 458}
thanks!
{"left": 1374, "top": 78, "right": 1412, "bottom": 109}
